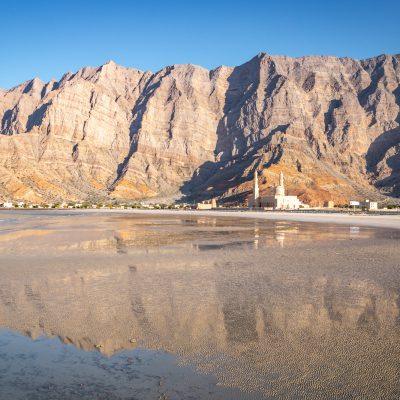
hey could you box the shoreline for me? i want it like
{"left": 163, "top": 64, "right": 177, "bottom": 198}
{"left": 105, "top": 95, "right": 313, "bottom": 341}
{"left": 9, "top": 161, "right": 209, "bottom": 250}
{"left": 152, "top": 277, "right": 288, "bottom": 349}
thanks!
{"left": 108, "top": 209, "right": 400, "bottom": 229}
{"left": 3, "top": 208, "right": 399, "bottom": 230}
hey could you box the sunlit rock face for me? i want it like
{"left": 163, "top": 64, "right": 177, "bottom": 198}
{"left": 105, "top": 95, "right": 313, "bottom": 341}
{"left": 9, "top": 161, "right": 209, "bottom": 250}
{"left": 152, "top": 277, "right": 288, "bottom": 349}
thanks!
{"left": 0, "top": 54, "right": 399, "bottom": 204}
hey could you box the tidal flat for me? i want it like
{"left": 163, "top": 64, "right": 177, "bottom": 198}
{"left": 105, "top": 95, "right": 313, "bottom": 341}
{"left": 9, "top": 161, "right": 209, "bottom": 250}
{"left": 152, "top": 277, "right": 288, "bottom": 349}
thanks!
{"left": 0, "top": 210, "right": 400, "bottom": 399}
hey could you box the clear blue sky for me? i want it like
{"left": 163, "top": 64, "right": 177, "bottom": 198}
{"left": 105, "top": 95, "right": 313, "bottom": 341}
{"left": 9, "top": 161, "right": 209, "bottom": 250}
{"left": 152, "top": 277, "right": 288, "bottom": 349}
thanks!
{"left": 1, "top": 0, "right": 399, "bottom": 89}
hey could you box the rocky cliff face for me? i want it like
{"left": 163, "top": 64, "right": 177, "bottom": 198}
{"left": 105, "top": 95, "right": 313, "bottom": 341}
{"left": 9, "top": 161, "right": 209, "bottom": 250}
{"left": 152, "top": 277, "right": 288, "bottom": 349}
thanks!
{"left": 1, "top": 53, "right": 399, "bottom": 204}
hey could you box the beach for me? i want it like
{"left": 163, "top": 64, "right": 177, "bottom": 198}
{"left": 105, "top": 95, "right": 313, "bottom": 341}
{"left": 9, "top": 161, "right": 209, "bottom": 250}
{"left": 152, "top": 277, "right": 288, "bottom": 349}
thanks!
{"left": 39, "top": 207, "right": 400, "bottom": 229}
{"left": 0, "top": 210, "right": 399, "bottom": 399}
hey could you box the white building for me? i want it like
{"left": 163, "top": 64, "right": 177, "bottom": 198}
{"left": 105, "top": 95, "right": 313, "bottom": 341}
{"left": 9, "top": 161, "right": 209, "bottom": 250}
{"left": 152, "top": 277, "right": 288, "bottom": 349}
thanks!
{"left": 196, "top": 198, "right": 217, "bottom": 210}
{"left": 361, "top": 199, "right": 378, "bottom": 210}
{"left": 349, "top": 200, "right": 378, "bottom": 210}
{"left": 249, "top": 171, "right": 306, "bottom": 210}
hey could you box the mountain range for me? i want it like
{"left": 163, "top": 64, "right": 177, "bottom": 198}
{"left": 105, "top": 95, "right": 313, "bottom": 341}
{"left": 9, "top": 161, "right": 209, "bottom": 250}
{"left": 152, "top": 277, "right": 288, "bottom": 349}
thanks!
{"left": 1, "top": 53, "right": 399, "bottom": 205}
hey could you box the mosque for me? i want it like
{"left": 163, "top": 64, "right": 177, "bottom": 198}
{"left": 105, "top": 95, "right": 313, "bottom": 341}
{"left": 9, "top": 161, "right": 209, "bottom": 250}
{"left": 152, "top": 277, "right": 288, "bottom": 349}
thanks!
{"left": 248, "top": 171, "right": 306, "bottom": 210}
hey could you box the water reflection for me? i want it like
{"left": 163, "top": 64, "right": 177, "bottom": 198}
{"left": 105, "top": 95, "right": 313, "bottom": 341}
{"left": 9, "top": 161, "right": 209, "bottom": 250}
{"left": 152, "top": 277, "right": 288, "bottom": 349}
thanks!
{"left": 0, "top": 212, "right": 400, "bottom": 399}
{"left": 0, "top": 211, "right": 398, "bottom": 255}
{"left": 0, "top": 331, "right": 251, "bottom": 400}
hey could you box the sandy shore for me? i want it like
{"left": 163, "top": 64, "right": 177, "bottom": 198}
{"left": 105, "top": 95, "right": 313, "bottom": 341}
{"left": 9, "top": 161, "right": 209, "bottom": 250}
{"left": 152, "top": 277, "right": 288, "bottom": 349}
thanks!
{"left": 1, "top": 209, "right": 400, "bottom": 399}
{"left": 49, "top": 208, "right": 400, "bottom": 230}
{"left": 1, "top": 210, "right": 400, "bottom": 399}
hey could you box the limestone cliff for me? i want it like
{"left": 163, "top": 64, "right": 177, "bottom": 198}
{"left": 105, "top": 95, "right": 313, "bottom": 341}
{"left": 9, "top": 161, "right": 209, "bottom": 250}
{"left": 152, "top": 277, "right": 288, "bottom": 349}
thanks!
{"left": 0, "top": 53, "right": 399, "bottom": 205}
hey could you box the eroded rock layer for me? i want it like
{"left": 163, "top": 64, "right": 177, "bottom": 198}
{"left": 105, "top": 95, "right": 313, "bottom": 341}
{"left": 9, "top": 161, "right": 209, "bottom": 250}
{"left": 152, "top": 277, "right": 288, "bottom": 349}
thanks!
{"left": 1, "top": 54, "right": 399, "bottom": 204}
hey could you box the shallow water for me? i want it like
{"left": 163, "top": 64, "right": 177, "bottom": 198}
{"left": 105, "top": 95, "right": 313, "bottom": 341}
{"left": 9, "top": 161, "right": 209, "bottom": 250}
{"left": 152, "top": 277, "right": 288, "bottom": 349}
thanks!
{"left": 0, "top": 210, "right": 400, "bottom": 399}
{"left": 0, "top": 330, "right": 252, "bottom": 400}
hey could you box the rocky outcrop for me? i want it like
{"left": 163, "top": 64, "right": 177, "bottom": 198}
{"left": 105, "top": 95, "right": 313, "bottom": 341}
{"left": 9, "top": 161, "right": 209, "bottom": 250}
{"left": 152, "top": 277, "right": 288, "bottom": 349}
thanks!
{"left": 0, "top": 54, "right": 399, "bottom": 204}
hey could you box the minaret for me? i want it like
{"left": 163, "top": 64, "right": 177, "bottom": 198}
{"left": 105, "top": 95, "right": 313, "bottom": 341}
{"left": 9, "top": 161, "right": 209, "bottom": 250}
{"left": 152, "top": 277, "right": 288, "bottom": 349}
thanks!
{"left": 275, "top": 171, "right": 285, "bottom": 196}
{"left": 254, "top": 171, "right": 259, "bottom": 199}
{"left": 252, "top": 170, "right": 260, "bottom": 207}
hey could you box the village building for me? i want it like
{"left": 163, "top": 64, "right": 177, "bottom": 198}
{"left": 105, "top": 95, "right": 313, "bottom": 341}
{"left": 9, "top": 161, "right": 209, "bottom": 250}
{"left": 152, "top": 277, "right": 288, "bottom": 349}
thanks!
{"left": 361, "top": 199, "right": 378, "bottom": 210}
{"left": 196, "top": 198, "right": 217, "bottom": 210}
{"left": 324, "top": 200, "right": 335, "bottom": 208}
{"left": 349, "top": 199, "right": 379, "bottom": 210}
{"left": 249, "top": 171, "right": 306, "bottom": 210}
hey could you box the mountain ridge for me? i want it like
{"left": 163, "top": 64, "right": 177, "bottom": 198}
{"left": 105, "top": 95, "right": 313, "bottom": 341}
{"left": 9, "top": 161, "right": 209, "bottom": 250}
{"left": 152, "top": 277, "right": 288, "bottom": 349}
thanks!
{"left": 1, "top": 52, "right": 399, "bottom": 205}
{"left": 4, "top": 51, "right": 400, "bottom": 93}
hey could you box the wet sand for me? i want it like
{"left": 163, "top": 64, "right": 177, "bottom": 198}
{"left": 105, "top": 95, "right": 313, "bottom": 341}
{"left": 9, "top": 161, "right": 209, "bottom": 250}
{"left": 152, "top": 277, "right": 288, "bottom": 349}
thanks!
{"left": 21, "top": 208, "right": 400, "bottom": 230}
{"left": 0, "top": 211, "right": 400, "bottom": 399}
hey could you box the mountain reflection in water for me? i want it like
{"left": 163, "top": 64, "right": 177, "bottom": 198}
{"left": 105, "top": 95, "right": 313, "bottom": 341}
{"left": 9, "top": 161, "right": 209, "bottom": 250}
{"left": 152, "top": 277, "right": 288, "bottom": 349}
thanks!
{"left": 0, "top": 211, "right": 399, "bottom": 399}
